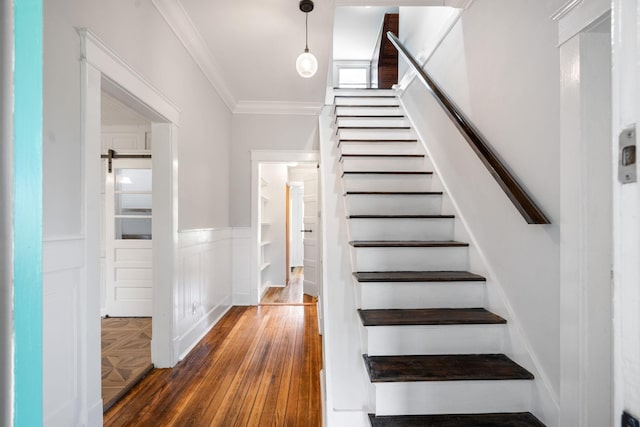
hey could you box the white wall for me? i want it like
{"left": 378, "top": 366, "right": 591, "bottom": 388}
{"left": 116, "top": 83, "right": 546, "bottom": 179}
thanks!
{"left": 0, "top": 1, "right": 12, "bottom": 424}
{"left": 43, "top": 0, "right": 233, "bottom": 424}
{"left": 397, "top": 6, "right": 460, "bottom": 80}
{"left": 333, "top": 7, "right": 396, "bottom": 61}
{"left": 399, "top": 0, "right": 562, "bottom": 398}
{"left": 230, "top": 114, "right": 319, "bottom": 227}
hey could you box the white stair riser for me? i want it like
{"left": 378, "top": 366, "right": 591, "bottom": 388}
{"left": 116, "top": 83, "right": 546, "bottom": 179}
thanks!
{"left": 349, "top": 218, "right": 454, "bottom": 241}
{"left": 335, "top": 106, "right": 403, "bottom": 116}
{"left": 345, "top": 194, "right": 443, "bottom": 215}
{"left": 353, "top": 247, "right": 468, "bottom": 271}
{"left": 358, "top": 282, "right": 484, "bottom": 309}
{"left": 374, "top": 381, "right": 532, "bottom": 415}
{"left": 340, "top": 141, "right": 420, "bottom": 155}
{"left": 333, "top": 89, "right": 396, "bottom": 97}
{"left": 336, "top": 117, "right": 411, "bottom": 128}
{"left": 338, "top": 128, "right": 416, "bottom": 140}
{"left": 364, "top": 324, "right": 505, "bottom": 356}
{"left": 343, "top": 175, "right": 432, "bottom": 192}
{"left": 341, "top": 157, "right": 428, "bottom": 171}
{"left": 335, "top": 97, "right": 399, "bottom": 106}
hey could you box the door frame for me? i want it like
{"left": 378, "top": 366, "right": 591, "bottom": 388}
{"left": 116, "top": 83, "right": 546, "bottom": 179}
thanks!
{"left": 79, "top": 28, "right": 180, "bottom": 416}
{"left": 250, "top": 150, "right": 319, "bottom": 305}
{"left": 555, "top": 1, "right": 613, "bottom": 425}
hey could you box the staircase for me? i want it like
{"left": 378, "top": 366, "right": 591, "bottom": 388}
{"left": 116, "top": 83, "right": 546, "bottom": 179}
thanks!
{"left": 331, "top": 88, "right": 546, "bottom": 426}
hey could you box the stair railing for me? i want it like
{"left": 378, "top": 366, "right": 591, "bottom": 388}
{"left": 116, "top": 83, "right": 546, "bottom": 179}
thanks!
{"left": 387, "top": 31, "right": 550, "bottom": 225}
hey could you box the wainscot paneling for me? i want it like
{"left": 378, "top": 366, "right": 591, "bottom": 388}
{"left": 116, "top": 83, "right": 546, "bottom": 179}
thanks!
{"left": 231, "top": 227, "right": 252, "bottom": 305}
{"left": 42, "top": 237, "right": 84, "bottom": 427}
{"left": 174, "top": 229, "right": 233, "bottom": 360}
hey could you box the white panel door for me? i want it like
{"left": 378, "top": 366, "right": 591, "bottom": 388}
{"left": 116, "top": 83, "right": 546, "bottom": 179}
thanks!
{"left": 302, "top": 168, "right": 319, "bottom": 297}
{"left": 105, "top": 158, "right": 152, "bottom": 316}
{"left": 290, "top": 184, "right": 304, "bottom": 267}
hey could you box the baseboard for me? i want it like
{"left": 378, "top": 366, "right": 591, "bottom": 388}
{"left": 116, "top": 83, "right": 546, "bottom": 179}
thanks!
{"left": 176, "top": 298, "right": 232, "bottom": 361}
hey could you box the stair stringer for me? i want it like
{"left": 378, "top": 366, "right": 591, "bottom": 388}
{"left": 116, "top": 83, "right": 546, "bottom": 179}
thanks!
{"left": 318, "top": 105, "right": 372, "bottom": 427}
{"left": 397, "top": 92, "right": 560, "bottom": 427}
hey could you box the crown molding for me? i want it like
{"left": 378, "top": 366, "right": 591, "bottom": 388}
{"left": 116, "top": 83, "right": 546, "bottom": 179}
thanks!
{"left": 550, "top": 0, "right": 584, "bottom": 20}
{"left": 152, "top": 0, "right": 237, "bottom": 112}
{"left": 334, "top": 0, "right": 470, "bottom": 7}
{"left": 234, "top": 101, "right": 324, "bottom": 115}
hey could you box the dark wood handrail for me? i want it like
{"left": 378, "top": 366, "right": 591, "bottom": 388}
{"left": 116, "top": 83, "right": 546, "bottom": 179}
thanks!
{"left": 387, "top": 32, "right": 550, "bottom": 224}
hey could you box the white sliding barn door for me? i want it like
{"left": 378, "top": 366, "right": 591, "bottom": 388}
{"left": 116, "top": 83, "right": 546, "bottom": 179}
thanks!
{"left": 105, "top": 158, "right": 153, "bottom": 316}
{"left": 302, "top": 168, "right": 319, "bottom": 297}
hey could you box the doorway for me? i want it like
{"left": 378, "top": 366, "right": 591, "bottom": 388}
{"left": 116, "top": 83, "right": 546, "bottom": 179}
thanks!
{"left": 99, "top": 92, "right": 154, "bottom": 409}
{"left": 80, "top": 29, "right": 180, "bottom": 420}
{"left": 250, "top": 150, "right": 320, "bottom": 306}
{"left": 559, "top": 12, "right": 612, "bottom": 426}
{"left": 258, "top": 162, "right": 318, "bottom": 305}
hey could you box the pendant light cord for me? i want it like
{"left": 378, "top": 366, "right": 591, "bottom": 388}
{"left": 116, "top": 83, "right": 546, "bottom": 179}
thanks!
{"left": 305, "top": 12, "right": 309, "bottom": 52}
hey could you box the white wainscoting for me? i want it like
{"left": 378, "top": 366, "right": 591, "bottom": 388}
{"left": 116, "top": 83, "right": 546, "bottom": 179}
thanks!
{"left": 173, "top": 228, "right": 233, "bottom": 360}
{"left": 42, "top": 236, "right": 85, "bottom": 427}
{"left": 231, "top": 227, "right": 252, "bottom": 305}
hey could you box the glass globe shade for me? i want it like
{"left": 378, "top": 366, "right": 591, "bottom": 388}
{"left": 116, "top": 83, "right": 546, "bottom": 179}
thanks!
{"left": 296, "top": 51, "right": 318, "bottom": 78}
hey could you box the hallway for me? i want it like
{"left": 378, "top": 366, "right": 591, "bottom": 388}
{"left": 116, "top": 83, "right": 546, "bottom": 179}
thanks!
{"left": 103, "top": 303, "right": 322, "bottom": 426}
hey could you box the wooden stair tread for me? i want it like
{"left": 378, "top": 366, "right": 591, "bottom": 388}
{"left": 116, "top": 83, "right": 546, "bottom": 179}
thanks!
{"left": 338, "top": 126, "right": 411, "bottom": 130}
{"left": 358, "top": 308, "right": 506, "bottom": 326}
{"left": 339, "top": 139, "right": 418, "bottom": 143}
{"left": 335, "top": 105, "right": 402, "bottom": 110}
{"left": 336, "top": 115, "right": 405, "bottom": 118}
{"left": 345, "top": 191, "right": 442, "bottom": 195}
{"left": 341, "top": 154, "right": 424, "bottom": 159}
{"left": 335, "top": 96, "right": 397, "bottom": 99}
{"left": 363, "top": 354, "right": 535, "bottom": 382}
{"left": 342, "top": 171, "right": 432, "bottom": 176}
{"left": 353, "top": 271, "right": 486, "bottom": 282}
{"left": 368, "top": 412, "right": 545, "bottom": 427}
{"left": 348, "top": 214, "right": 454, "bottom": 219}
{"left": 350, "top": 240, "right": 468, "bottom": 248}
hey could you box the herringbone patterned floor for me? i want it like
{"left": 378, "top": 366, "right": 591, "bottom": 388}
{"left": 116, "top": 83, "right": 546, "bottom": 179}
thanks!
{"left": 102, "top": 317, "right": 152, "bottom": 411}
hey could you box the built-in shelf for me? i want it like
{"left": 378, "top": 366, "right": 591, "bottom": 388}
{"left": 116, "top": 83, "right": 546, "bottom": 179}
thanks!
{"left": 260, "top": 262, "right": 271, "bottom": 271}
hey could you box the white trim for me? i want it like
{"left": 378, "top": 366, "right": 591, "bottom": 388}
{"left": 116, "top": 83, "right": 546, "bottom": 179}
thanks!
{"left": 151, "top": 0, "right": 236, "bottom": 112}
{"left": 553, "top": 0, "right": 610, "bottom": 45}
{"left": 251, "top": 150, "right": 320, "bottom": 162}
{"left": 78, "top": 28, "right": 181, "bottom": 125}
{"left": 551, "top": 0, "right": 584, "bottom": 21}
{"left": 335, "top": 0, "right": 469, "bottom": 6}
{"left": 79, "top": 30, "right": 181, "bottom": 409}
{"left": 234, "top": 101, "right": 324, "bottom": 116}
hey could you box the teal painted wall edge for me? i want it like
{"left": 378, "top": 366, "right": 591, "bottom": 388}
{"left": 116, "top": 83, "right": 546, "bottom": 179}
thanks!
{"left": 13, "top": 0, "right": 43, "bottom": 425}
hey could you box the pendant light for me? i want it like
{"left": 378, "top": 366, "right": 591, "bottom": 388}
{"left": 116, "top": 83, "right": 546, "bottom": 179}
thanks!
{"left": 296, "top": 0, "right": 318, "bottom": 78}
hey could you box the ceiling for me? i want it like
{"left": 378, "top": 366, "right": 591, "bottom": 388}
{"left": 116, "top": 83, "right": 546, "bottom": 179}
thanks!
{"left": 152, "top": 0, "right": 468, "bottom": 114}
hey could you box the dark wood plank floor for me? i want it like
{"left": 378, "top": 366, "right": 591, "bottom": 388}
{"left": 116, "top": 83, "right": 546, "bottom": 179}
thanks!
{"left": 103, "top": 304, "right": 322, "bottom": 427}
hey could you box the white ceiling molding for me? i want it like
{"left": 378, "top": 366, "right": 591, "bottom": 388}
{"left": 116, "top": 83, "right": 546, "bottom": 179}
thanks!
{"left": 335, "top": 0, "right": 467, "bottom": 6}
{"left": 152, "top": 0, "right": 237, "bottom": 112}
{"left": 234, "top": 101, "right": 324, "bottom": 116}
{"left": 444, "top": 0, "right": 472, "bottom": 8}
{"left": 550, "top": 0, "right": 584, "bottom": 20}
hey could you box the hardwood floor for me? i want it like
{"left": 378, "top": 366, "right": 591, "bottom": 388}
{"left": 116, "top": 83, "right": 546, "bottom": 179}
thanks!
{"left": 261, "top": 267, "right": 315, "bottom": 305}
{"left": 103, "top": 304, "right": 322, "bottom": 427}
